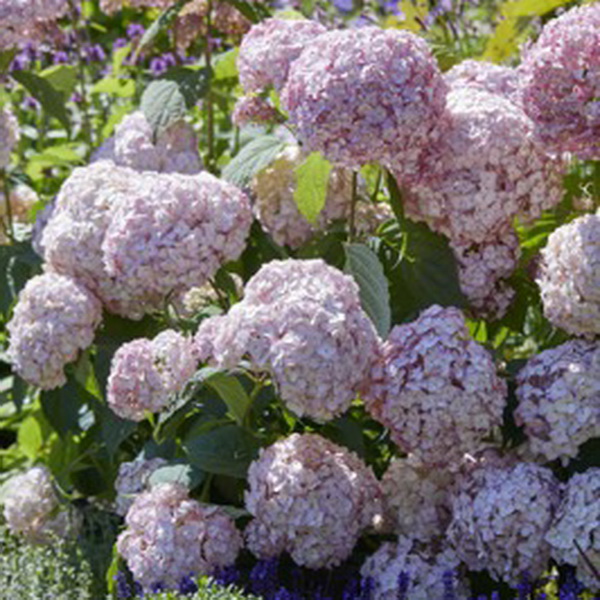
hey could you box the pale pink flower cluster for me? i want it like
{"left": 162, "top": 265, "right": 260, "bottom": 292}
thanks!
{"left": 0, "top": 107, "right": 19, "bottom": 169}
{"left": 107, "top": 330, "right": 196, "bottom": 421}
{"left": 364, "top": 305, "right": 506, "bottom": 467}
{"left": 0, "top": 0, "right": 69, "bottom": 49}
{"left": 515, "top": 340, "right": 600, "bottom": 465}
{"left": 244, "top": 433, "right": 382, "bottom": 569}
{"left": 0, "top": 184, "right": 38, "bottom": 244}
{"left": 361, "top": 537, "right": 467, "bottom": 600}
{"left": 447, "top": 461, "right": 561, "bottom": 585}
{"left": 117, "top": 483, "right": 242, "bottom": 590}
{"left": 381, "top": 455, "right": 453, "bottom": 543}
{"left": 237, "top": 18, "right": 327, "bottom": 93}
{"left": 282, "top": 27, "right": 447, "bottom": 169}
{"left": 42, "top": 161, "right": 252, "bottom": 319}
{"left": 7, "top": 273, "right": 102, "bottom": 389}
{"left": 195, "top": 259, "right": 379, "bottom": 422}
{"left": 2, "top": 466, "right": 75, "bottom": 543}
{"left": 537, "top": 211, "right": 600, "bottom": 338}
{"left": 546, "top": 469, "right": 600, "bottom": 589}
{"left": 114, "top": 457, "right": 168, "bottom": 516}
{"left": 93, "top": 112, "right": 202, "bottom": 175}
{"left": 232, "top": 96, "right": 280, "bottom": 128}
{"left": 519, "top": 2, "right": 600, "bottom": 160}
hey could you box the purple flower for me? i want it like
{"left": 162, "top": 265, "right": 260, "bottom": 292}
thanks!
{"left": 10, "top": 52, "right": 29, "bottom": 71}
{"left": 113, "top": 37, "right": 128, "bottom": 50}
{"left": 178, "top": 574, "right": 198, "bottom": 595}
{"left": 21, "top": 97, "right": 40, "bottom": 111}
{"left": 162, "top": 52, "right": 177, "bottom": 68}
{"left": 249, "top": 558, "right": 279, "bottom": 597}
{"left": 150, "top": 56, "right": 168, "bottom": 77}
{"left": 85, "top": 44, "right": 106, "bottom": 62}
{"left": 213, "top": 566, "right": 239, "bottom": 587}
{"left": 397, "top": 572, "right": 410, "bottom": 600}
{"left": 53, "top": 50, "right": 69, "bottom": 64}
{"left": 127, "top": 23, "right": 145, "bottom": 38}
{"left": 443, "top": 570, "right": 457, "bottom": 600}
{"left": 334, "top": 0, "right": 354, "bottom": 12}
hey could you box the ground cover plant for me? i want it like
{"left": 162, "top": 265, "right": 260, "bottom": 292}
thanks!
{"left": 0, "top": 0, "right": 598, "bottom": 598}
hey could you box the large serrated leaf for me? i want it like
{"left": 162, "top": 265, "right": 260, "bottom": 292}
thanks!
{"left": 294, "top": 152, "right": 333, "bottom": 225}
{"left": 141, "top": 79, "right": 187, "bottom": 137}
{"left": 344, "top": 243, "right": 391, "bottom": 338}
{"left": 222, "top": 135, "right": 287, "bottom": 188}
{"left": 148, "top": 461, "right": 205, "bottom": 489}
{"left": 205, "top": 371, "right": 251, "bottom": 427}
{"left": 220, "top": 0, "right": 271, "bottom": 23}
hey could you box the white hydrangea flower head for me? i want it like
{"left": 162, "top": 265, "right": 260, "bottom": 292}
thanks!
{"left": 360, "top": 537, "right": 467, "bottom": 600}
{"left": 2, "top": 466, "right": 76, "bottom": 543}
{"left": 107, "top": 330, "right": 196, "bottom": 422}
{"left": 0, "top": 106, "right": 19, "bottom": 169}
{"left": 195, "top": 259, "right": 380, "bottom": 422}
{"left": 452, "top": 230, "right": 521, "bottom": 319}
{"left": 399, "top": 87, "right": 565, "bottom": 245}
{"left": 381, "top": 455, "right": 453, "bottom": 543}
{"left": 244, "top": 433, "right": 382, "bottom": 569}
{"left": 519, "top": 2, "right": 600, "bottom": 160}
{"left": 238, "top": 18, "right": 327, "bottom": 93}
{"left": 114, "top": 457, "right": 169, "bottom": 516}
{"left": 364, "top": 305, "right": 506, "bottom": 467}
{"left": 515, "top": 340, "right": 600, "bottom": 464}
{"left": 92, "top": 112, "right": 203, "bottom": 175}
{"left": 7, "top": 273, "right": 102, "bottom": 390}
{"left": 283, "top": 27, "right": 447, "bottom": 169}
{"left": 447, "top": 461, "right": 561, "bottom": 586}
{"left": 117, "top": 483, "right": 242, "bottom": 591}
{"left": 546, "top": 469, "right": 600, "bottom": 589}
{"left": 537, "top": 211, "right": 600, "bottom": 338}
{"left": 445, "top": 59, "right": 521, "bottom": 104}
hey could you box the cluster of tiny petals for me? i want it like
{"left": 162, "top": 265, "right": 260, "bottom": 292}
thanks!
{"left": 244, "top": 433, "right": 382, "bottom": 569}
{"left": 381, "top": 455, "right": 453, "bottom": 543}
{"left": 238, "top": 18, "right": 327, "bottom": 93}
{"left": 452, "top": 230, "right": 521, "bottom": 319}
{"left": 0, "top": 106, "right": 19, "bottom": 169}
{"left": 117, "top": 483, "right": 242, "bottom": 590}
{"left": 361, "top": 537, "right": 467, "bottom": 600}
{"left": 2, "top": 466, "right": 72, "bottom": 543}
{"left": 546, "top": 469, "right": 600, "bottom": 589}
{"left": 232, "top": 96, "right": 280, "bottom": 128}
{"left": 283, "top": 27, "right": 447, "bottom": 169}
{"left": 7, "top": 273, "right": 102, "bottom": 390}
{"left": 447, "top": 461, "right": 561, "bottom": 585}
{"left": 537, "top": 211, "right": 600, "bottom": 338}
{"left": 515, "top": 340, "right": 600, "bottom": 465}
{"left": 93, "top": 112, "right": 202, "bottom": 175}
{"left": 195, "top": 259, "right": 380, "bottom": 422}
{"left": 445, "top": 59, "right": 521, "bottom": 104}
{"left": 363, "top": 305, "right": 506, "bottom": 467}
{"left": 519, "top": 3, "right": 600, "bottom": 160}
{"left": 114, "top": 457, "right": 169, "bottom": 516}
{"left": 0, "top": 0, "right": 69, "bottom": 49}
{"left": 107, "top": 330, "right": 196, "bottom": 422}
{"left": 399, "top": 87, "right": 565, "bottom": 245}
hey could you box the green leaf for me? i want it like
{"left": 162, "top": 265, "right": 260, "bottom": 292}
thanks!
{"left": 294, "top": 152, "right": 333, "bottom": 225}
{"left": 39, "top": 64, "right": 78, "bottom": 98}
{"left": 10, "top": 71, "right": 70, "bottom": 130}
{"left": 213, "top": 48, "right": 239, "bottom": 80}
{"left": 344, "top": 243, "right": 391, "bottom": 337}
{"left": 17, "top": 415, "right": 44, "bottom": 461}
{"left": 205, "top": 371, "right": 251, "bottom": 427}
{"left": 148, "top": 461, "right": 205, "bottom": 489}
{"left": 0, "top": 49, "right": 17, "bottom": 76}
{"left": 112, "top": 44, "right": 131, "bottom": 77}
{"left": 41, "top": 381, "right": 83, "bottom": 438}
{"left": 222, "top": 135, "right": 287, "bottom": 188}
{"left": 220, "top": 0, "right": 271, "bottom": 22}
{"left": 141, "top": 79, "right": 187, "bottom": 137}
{"left": 184, "top": 424, "right": 260, "bottom": 478}
{"left": 91, "top": 77, "right": 136, "bottom": 98}
{"left": 162, "top": 66, "right": 211, "bottom": 108}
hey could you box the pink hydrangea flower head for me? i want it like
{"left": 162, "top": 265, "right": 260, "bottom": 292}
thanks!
{"left": 2, "top": 466, "right": 77, "bottom": 543}
{"left": 537, "top": 211, "right": 600, "bottom": 338}
{"left": 232, "top": 95, "right": 280, "bottom": 128}
{"left": 7, "top": 273, "right": 102, "bottom": 390}
{"left": 237, "top": 18, "right": 327, "bottom": 93}
{"left": 107, "top": 330, "right": 196, "bottom": 422}
{"left": 515, "top": 340, "right": 600, "bottom": 465}
{"left": 117, "top": 483, "right": 242, "bottom": 590}
{"left": 546, "top": 469, "right": 600, "bottom": 589}
{"left": 244, "top": 433, "right": 382, "bottom": 569}
{"left": 447, "top": 461, "right": 561, "bottom": 585}
{"left": 363, "top": 305, "right": 506, "bottom": 467}
{"left": 381, "top": 455, "right": 453, "bottom": 543}
{"left": 519, "top": 3, "right": 600, "bottom": 160}
{"left": 0, "top": 106, "right": 19, "bottom": 169}
{"left": 399, "top": 87, "right": 565, "bottom": 245}
{"left": 114, "top": 457, "right": 169, "bottom": 516}
{"left": 282, "top": 27, "right": 447, "bottom": 169}
{"left": 361, "top": 537, "right": 467, "bottom": 600}
{"left": 195, "top": 259, "right": 380, "bottom": 422}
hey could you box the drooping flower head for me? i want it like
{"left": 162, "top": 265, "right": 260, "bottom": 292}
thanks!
{"left": 7, "top": 273, "right": 102, "bottom": 389}
{"left": 519, "top": 3, "right": 600, "bottom": 160}
{"left": 364, "top": 305, "right": 506, "bottom": 467}
{"left": 195, "top": 259, "right": 380, "bottom": 422}
{"left": 282, "top": 27, "right": 447, "bottom": 169}
{"left": 244, "top": 433, "right": 382, "bottom": 569}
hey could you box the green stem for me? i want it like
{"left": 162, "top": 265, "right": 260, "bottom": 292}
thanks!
{"left": 204, "top": 0, "right": 215, "bottom": 172}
